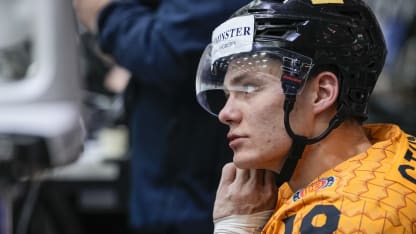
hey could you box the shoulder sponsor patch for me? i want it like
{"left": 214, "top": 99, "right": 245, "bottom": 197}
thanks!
{"left": 311, "top": 0, "right": 344, "bottom": 4}
{"left": 292, "top": 176, "right": 336, "bottom": 202}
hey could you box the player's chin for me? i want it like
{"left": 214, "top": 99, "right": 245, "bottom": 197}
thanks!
{"left": 232, "top": 151, "right": 261, "bottom": 169}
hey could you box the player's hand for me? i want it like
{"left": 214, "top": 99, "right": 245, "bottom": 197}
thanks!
{"left": 213, "top": 163, "right": 277, "bottom": 220}
{"left": 72, "top": 0, "right": 112, "bottom": 33}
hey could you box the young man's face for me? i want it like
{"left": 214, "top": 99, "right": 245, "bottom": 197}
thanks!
{"left": 218, "top": 56, "right": 294, "bottom": 172}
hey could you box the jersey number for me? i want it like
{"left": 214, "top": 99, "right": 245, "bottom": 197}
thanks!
{"left": 283, "top": 205, "right": 340, "bottom": 234}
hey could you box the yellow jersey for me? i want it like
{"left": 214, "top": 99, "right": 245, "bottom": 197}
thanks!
{"left": 263, "top": 124, "right": 416, "bottom": 233}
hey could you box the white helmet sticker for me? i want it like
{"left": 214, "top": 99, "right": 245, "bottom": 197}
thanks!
{"left": 211, "top": 15, "right": 254, "bottom": 65}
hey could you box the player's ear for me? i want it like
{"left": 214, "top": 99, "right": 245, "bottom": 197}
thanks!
{"left": 310, "top": 71, "right": 339, "bottom": 114}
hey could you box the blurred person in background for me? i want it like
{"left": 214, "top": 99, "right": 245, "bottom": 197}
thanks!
{"left": 72, "top": 0, "right": 249, "bottom": 233}
{"left": 364, "top": 0, "right": 416, "bottom": 135}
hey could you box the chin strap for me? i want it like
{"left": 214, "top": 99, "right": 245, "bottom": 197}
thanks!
{"left": 276, "top": 95, "right": 345, "bottom": 186}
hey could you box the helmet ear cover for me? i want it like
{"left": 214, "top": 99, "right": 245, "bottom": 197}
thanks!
{"left": 308, "top": 63, "right": 379, "bottom": 122}
{"left": 315, "top": 54, "right": 382, "bottom": 121}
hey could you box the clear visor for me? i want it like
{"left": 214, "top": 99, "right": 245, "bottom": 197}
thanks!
{"left": 195, "top": 42, "right": 314, "bottom": 116}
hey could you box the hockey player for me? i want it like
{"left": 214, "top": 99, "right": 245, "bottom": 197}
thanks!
{"left": 195, "top": 0, "right": 416, "bottom": 232}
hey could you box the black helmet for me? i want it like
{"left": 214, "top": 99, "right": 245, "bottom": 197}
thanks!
{"left": 232, "top": 0, "right": 387, "bottom": 121}
{"left": 195, "top": 0, "right": 387, "bottom": 184}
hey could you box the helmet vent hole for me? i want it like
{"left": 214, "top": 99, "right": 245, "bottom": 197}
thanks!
{"left": 367, "top": 61, "right": 376, "bottom": 69}
{"left": 256, "top": 19, "right": 304, "bottom": 38}
{"left": 335, "top": 10, "right": 363, "bottom": 21}
{"left": 260, "top": 29, "right": 289, "bottom": 37}
{"left": 248, "top": 8, "right": 270, "bottom": 13}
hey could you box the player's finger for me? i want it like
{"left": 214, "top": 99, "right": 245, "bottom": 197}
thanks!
{"left": 235, "top": 167, "right": 250, "bottom": 184}
{"left": 219, "top": 163, "right": 237, "bottom": 186}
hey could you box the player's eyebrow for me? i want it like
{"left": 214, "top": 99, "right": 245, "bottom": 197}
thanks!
{"left": 225, "top": 71, "right": 269, "bottom": 86}
{"left": 225, "top": 73, "right": 250, "bottom": 86}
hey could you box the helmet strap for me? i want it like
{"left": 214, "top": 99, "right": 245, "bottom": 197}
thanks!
{"left": 276, "top": 95, "right": 345, "bottom": 186}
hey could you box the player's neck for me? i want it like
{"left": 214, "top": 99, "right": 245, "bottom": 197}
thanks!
{"left": 288, "top": 120, "right": 372, "bottom": 191}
